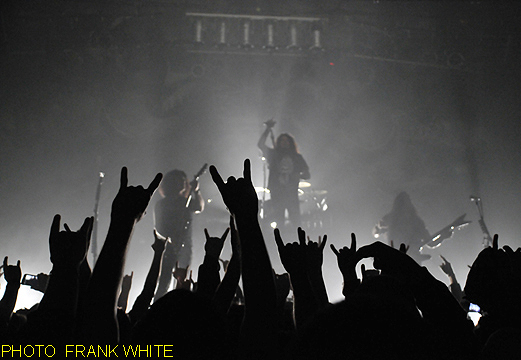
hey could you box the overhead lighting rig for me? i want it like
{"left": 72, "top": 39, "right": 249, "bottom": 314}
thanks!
{"left": 185, "top": 12, "right": 325, "bottom": 57}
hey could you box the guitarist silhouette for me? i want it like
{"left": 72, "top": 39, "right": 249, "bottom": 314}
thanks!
{"left": 373, "top": 192, "right": 470, "bottom": 264}
{"left": 153, "top": 166, "right": 206, "bottom": 301}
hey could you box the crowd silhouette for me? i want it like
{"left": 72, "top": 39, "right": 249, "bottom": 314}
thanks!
{"left": 1, "top": 159, "right": 520, "bottom": 359}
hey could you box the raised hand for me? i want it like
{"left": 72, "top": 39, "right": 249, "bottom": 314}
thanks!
{"left": 26, "top": 273, "right": 50, "bottom": 293}
{"left": 331, "top": 233, "right": 358, "bottom": 279}
{"left": 439, "top": 255, "right": 455, "bottom": 278}
{"left": 390, "top": 240, "right": 409, "bottom": 254}
{"left": 274, "top": 227, "right": 307, "bottom": 275}
{"left": 305, "top": 233, "right": 328, "bottom": 272}
{"left": 173, "top": 262, "right": 192, "bottom": 290}
{"left": 204, "top": 227, "right": 230, "bottom": 260}
{"left": 464, "top": 234, "right": 515, "bottom": 311}
{"left": 0, "top": 257, "right": 22, "bottom": 327}
{"left": 176, "top": 270, "right": 193, "bottom": 291}
{"left": 49, "top": 215, "right": 93, "bottom": 268}
{"left": 209, "top": 159, "right": 258, "bottom": 218}
{"left": 265, "top": 119, "right": 276, "bottom": 128}
{"left": 2, "top": 257, "right": 21, "bottom": 285}
{"left": 361, "top": 264, "right": 380, "bottom": 282}
{"left": 356, "top": 241, "right": 422, "bottom": 286}
{"left": 111, "top": 167, "right": 163, "bottom": 222}
{"left": 152, "top": 229, "right": 168, "bottom": 254}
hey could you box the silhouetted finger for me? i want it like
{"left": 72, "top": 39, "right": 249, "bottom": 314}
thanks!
{"left": 17, "top": 260, "right": 21, "bottom": 267}
{"left": 64, "top": 223, "right": 71, "bottom": 232}
{"left": 204, "top": 228, "right": 211, "bottom": 241}
{"left": 78, "top": 216, "right": 89, "bottom": 235}
{"left": 298, "top": 227, "right": 306, "bottom": 246}
{"left": 3, "top": 256, "right": 7, "bottom": 268}
{"left": 493, "top": 234, "right": 498, "bottom": 250}
{"left": 319, "top": 234, "right": 328, "bottom": 250}
{"left": 221, "top": 227, "right": 230, "bottom": 241}
{"left": 243, "top": 159, "right": 251, "bottom": 183}
{"left": 399, "top": 243, "right": 408, "bottom": 254}
{"left": 120, "top": 167, "right": 128, "bottom": 190}
{"left": 51, "top": 214, "right": 61, "bottom": 238}
{"left": 350, "top": 233, "right": 356, "bottom": 251}
{"left": 147, "top": 173, "right": 163, "bottom": 194}
{"left": 330, "top": 244, "right": 339, "bottom": 256}
{"left": 274, "top": 228, "right": 284, "bottom": 250}
{"left": 209, "top": 165, "right": 225, "bottom": 190}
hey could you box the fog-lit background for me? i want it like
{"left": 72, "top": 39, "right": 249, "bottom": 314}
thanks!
{"left": 1, "top": 0, "right": 520, "bottom": 308}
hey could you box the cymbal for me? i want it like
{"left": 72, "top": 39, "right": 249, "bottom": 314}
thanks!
{"left": 308, "top": 190, "right": 328, "bottom": 196}
{"left": 254, "top": 186, "right": 270, "bottom": 194}
{"left": 299, "top": 181, "right": 311, "bottom": 188}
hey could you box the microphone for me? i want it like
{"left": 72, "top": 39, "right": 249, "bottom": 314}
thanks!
{"left": 470, "top": 195, "right": 481, "bottom": 202}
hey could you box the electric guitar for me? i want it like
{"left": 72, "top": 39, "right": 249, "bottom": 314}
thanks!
{"left": 185, "top": 163, "right": 208, "bottom": 208}
{"left": 420, "top": 214, "right": 471, "bottom": 251}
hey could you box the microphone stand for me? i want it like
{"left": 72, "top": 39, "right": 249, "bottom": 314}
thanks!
{"left": 260, "top": 153, "right": 267, "bottom": 219}
{"left": 471, "top": 196, "right": 492, "bottom": 248}
{"left": 259, "top": 124, "right": 276, "bottom": 220}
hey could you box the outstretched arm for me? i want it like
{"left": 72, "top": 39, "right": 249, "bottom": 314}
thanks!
{"left": 39, "top": 216, "right": 93, "bottom": 315}
{"left": 331, "top": 233, "right": 360, "bottom": 298}
{"left": 213, "top": 216, "right": 242, "bottom": 314}
{"left": 0, "top": 257, "right": 22, "bottom": 332}
{"left": 357, "top": 241, "right": 476, "bottom": 359}
{"left": 304, "top": 232, "right": 328, "bottom": 307}
{"left": 197, "top": 227, "right": 229, "bottom": 299}
{"left": 128, "top": 229, "right": 167, "bottom": 326}
{"left": 78, "top": 167, "right": 162, "bottom": 343}
{"left": 257, "top": 119, "right": 275, "bottom": 154}
{"left": 439, "top": 255, "right": 463, "bottom": 304}
{"left": 274, "top": 228, "right": 318, "bottom": 330}
{"left": 23, "top": 215, "right": 93, "bottom": 343}
{"left": 209, "top": 160, "right": 277, "bottom": 338}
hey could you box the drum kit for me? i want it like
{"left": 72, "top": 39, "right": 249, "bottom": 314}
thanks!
{"left": 204, "top": 182, "right": 329, "bottom": 229}
{"left": 256, "top": 181, "right": 329, "bottom": 229}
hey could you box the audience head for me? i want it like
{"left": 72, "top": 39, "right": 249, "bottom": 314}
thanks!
{"left": 132, "top": 289, "right": 229, "bottom": 359}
